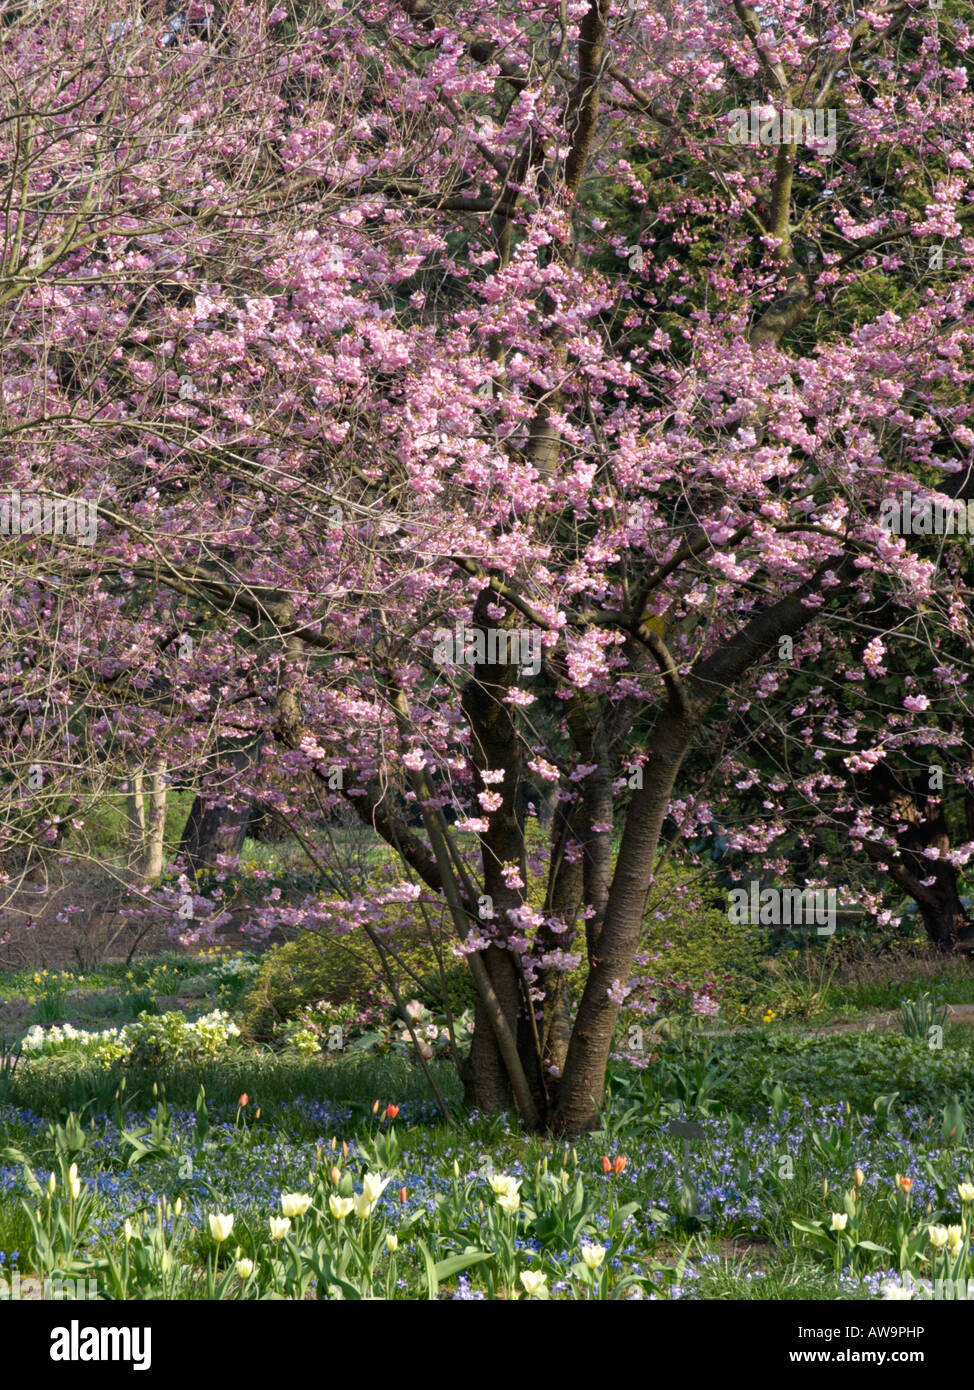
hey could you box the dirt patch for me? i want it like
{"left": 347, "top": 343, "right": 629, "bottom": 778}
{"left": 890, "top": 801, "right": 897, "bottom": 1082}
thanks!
{"left": 806, "top": 1002, "right": 974, "bottom": 1035}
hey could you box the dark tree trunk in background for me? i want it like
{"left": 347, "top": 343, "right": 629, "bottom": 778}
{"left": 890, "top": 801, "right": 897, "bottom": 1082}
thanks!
{"left": 178, "top": 743, "right": 262, "bottom": 873}
{"left": 858, "top": 763, "right": 974, "bottom": 953}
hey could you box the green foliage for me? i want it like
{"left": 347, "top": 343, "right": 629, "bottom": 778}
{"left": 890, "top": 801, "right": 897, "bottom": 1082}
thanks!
{"left": 640, "top": 861, "right": 770, "bottom": 1012}
{"left": 900, "top": 992, "right": 948, "bottom": 1040}
{"left": 646, "top": 1031, "right": 974, "bottom": 1117}
{"left": 239, "top": 931, "right": 383, "bottom": 1040}
{"left": 239, "top": 928, "right": 475, "bottom": 1043}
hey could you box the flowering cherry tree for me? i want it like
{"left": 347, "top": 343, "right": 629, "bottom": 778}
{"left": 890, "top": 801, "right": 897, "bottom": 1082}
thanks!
{"left": 2, "top": 0, "right": 974, "bottom": 1132}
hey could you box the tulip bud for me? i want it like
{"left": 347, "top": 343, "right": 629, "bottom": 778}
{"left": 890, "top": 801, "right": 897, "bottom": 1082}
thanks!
{"left": 174, "top": 1198, "right": 182, "bottom": 1216}
{"left": 372, "top": 1099, "right": 380, "bottom": 1115}
{"left": 238, "top": 1093, "right": 249, "bottom": 1108}
{"left": 399, "top": 1186, "right": 407, "bottom": 1204}
{"left": 385, "top": 1233, "right": 398, "bottom": 1253}
{"left": 342, "top": 1141, "right": 349, "bottom": 1158}
{"left": 330, "top": 1137, "right": 337, "bottom": 1151}
{"left": 613, "top": 1155, "right": 627, "bottom": 1175}
{"left": 236, "top": 1258, "right": 254, "bottom": 1279}
{"left": 330, "top": 1165, "right": 341, "bottom": 1187}
{"left": 70, "top": 1176, "right": 81, "bottom": 1201}
{"left": 124, "top": 1220, "right": 133, "bottom": 1242}
{"left": 48, "top": 1173, "right": 56, "bottom": 1195}
{"left": 453, "top": 1159, "right": 460, "bottom": 1180}
{"left": 854, "top": 1168, "right": 864, "bottom": 1187}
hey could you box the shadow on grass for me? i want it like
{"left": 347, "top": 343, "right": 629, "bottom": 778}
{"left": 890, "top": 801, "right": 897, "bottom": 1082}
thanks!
{"left": 2, "top": 1051, "right": 463, "bottom": 1119}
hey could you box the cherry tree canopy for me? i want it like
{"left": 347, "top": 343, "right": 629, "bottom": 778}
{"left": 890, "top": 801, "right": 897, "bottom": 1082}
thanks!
{"left": 2, "top": 0, "right": 973, "bottom": 1131}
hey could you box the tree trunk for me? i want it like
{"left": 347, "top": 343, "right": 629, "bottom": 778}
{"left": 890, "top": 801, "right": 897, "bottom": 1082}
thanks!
{"left": 459, "top": 594, "right": 547, "bottom": 1118}
{"left": 143, "top": 758, "right": 168, "bottom": 881}
{"left": 125, "top": 770, "right": 146, "bottom": 874}
{"left": 857, "top": 762, "right": 974, "bottom": 952}
{"left": 178, "top": 744, "right": 260, "bottom": 874}
{"left": 553, "top": 710, "right": 694, "bottom": 1133}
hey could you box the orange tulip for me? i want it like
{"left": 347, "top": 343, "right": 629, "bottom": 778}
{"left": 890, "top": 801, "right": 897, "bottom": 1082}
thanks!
{"left": 613, "top": 1155, "right": 627, "bottom": 1175}
{"left": 399, "top": 1186, "right": 408, "bottom": 1204}
{"left": 384, "top": 1103, "right": 400, "bottom": 1121}
{"left": 899, "top": 1175, "right": 914, "bottom": 1193}
{"left": 238, "top": 1093, "right": 249, "bottom": 1107}
{"left": 602, "top": 1156, "right": 612, "bottom": 1173}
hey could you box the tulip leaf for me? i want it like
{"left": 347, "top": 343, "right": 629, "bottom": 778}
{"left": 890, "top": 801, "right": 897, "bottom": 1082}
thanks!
{"left": 434, "top": 1251, "right": 492, "bottom": 1282}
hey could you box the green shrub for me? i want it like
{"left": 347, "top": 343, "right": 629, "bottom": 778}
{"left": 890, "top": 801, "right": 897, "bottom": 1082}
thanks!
{"left": 239, "top": 927, "right": 476, "bottom": 1042}
{"left": 639, "top": 861, "right": 771, "bottom": 1014}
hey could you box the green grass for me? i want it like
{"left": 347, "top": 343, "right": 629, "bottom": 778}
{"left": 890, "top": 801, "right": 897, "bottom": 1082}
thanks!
{"left": 2, "top": 1052, "right": 462, "bottom": 1119}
